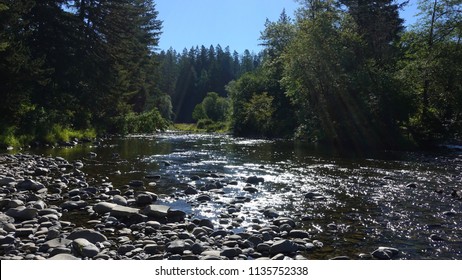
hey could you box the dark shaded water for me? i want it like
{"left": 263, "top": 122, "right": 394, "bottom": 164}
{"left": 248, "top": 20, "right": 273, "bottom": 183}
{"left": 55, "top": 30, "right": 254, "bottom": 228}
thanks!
{"left": 25, "top": 132, "right": 462, "bottom": 259}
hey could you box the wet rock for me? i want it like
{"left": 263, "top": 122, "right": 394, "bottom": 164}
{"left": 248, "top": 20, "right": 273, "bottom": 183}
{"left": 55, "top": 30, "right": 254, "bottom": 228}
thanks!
{"left": 263, "top": 208, "right": 279, "bottom": 218}
{"left": 430, "top": 234, "right": 446, "bottom": 241}
{"left": 67, "top": 229, "right": 107, "bottom": 244}
{"left": 190, "top": 175, "right": 201, "bottom": 181}
{"left": 246, "top": 176, "right": 264, "bottom": 185}
{"left": 199, "top": 219, "right": 214, "bottom": 229}
{"left": 184, "top": 186, "right": 198, "bottom": 195}
{"left": 142, "top": 205, "right": 170, "bottom": 219}
{"left": 304, "top": 192, "right": 325, "bottom": 200}
{"left": 167, "top": 209, "right": 186, "bottom": 222}
{"left": 129, "top": 180, "right": 144, "bottom": 188}
{"left": 273, "top": 217, "right": 296, "bottom": 228}
{"left": 289, "top": 230, "right": 309, "bottom": 239}
{"left": 197, "top": 194, "right": 212, "bottom": 202}
{"left": 270, "top": 240, "right": 299, "bottom": 255}
{"left": 145, "top": 174, "right": 161, "bottom": 180}
{"left": 371, "top": 247, "right": 399, "bottom": 260}
{"left": 243, "top": 186, "right": 258, "bottom": 193}
{"left": 204, "top": 182, "right": 221, "bottom": 191}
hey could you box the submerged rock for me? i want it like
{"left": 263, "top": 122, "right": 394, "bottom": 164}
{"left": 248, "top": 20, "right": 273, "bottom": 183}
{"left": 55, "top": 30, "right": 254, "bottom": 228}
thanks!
{"left": 371, "top": 247, "right": 399, "bottom": 260}
{"left": 246, "top": 176, "right": 265, "bottom": 185}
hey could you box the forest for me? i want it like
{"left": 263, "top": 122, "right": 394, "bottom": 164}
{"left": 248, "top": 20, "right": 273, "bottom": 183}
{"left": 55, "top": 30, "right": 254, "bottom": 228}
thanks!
{"left": 1, "top": 0, "right": 461, "bottom": 150}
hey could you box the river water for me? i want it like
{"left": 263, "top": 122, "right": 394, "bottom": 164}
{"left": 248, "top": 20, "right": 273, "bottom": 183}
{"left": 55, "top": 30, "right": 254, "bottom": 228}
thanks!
{"left": 29, "top": 131, "right": 462, "bottom": 259}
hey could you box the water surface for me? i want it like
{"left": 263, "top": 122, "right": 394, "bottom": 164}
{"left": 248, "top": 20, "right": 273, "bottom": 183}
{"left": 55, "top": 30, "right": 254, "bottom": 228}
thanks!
{"left": 29, "top": 132, "right": 462, "bottom": 259}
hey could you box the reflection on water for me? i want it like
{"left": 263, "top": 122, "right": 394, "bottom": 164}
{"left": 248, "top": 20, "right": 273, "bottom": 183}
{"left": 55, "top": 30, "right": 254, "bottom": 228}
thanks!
{"left": 28, "top": 131, "right": 462, "bottom": 259}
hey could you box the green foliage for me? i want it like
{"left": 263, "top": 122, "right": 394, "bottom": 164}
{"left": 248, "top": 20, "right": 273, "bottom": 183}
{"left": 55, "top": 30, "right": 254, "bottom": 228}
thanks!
{"left": 397, "top": 0, "right": 462, "bottom": 145}
{"left": 0, "top": 0, "right": 169, "bottom": 147}
{"left": 193, "top": 92, "right": 230, "bottom": 122}
{"left": 120, "top": 108, "right": 170, "bottom": 134}
{"left": 280, "top": 1, "right": 408, "bottom": 148}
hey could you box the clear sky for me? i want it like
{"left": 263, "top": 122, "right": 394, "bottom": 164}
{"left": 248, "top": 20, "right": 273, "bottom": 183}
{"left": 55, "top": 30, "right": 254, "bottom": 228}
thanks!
{"left": 156, "top": 0, "right": 420, "bottom": 53}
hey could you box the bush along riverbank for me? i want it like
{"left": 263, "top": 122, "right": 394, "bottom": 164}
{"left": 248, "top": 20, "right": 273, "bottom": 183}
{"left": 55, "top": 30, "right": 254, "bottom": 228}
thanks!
{"left": 0, "top": 152, "right": 416, "bottom": 260}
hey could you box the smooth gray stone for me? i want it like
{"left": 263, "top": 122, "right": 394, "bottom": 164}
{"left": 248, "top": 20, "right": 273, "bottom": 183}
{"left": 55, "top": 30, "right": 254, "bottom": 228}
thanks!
{"left": 67, "top": 229, "right": 107, "bottom": 244}
{"left": 73, "top": 238, "right": 99, "bottom": 258}
{"left": 48, "top": 253, "right": 80, "bottom": 260}
{"left": 5, "top": 207, "right": 38, "bottom": 221}
{"left": 0, "top": 177, "right": 16, "bottom": 186}
{"left": 271, "top": 253, "right": 286, "bottom": 260}
{"left": 273, "top": 217, "right": 296, "bottom": 228}
{"left": 112, "top": 195, "right": 128, "bottom": 206}
{"left": 263, "top": 208, "right": 279, "bottom": 218}
{"left": 118, "top": 244, "right": 135, "bottom": 255}
{"left": 16, "top": 179, "right": 46, "bottom": 192}
{"left": 15, "top": 227, "right": 36, "bottom": 237}
{"left": 143, "top": 244, "right": 160, "bottom": 255}
{"left": 142, "top": 205, "right": 170, "bottom": 218}
{"left": 110, "top": 205, "right": 140, "bottom": 218}
{"left": 0, "top": 235, "right": 16, "bottom": 245}
{"left": 191, "top": 227, "right": 208, "bottom": 237}
{"left": 270, "top": 239, "right": 298, "bottom": 255}
{"left": 167, "top": 240, "right": 186, "bottom": 254}
{"left": 220, "top": 247, "right": 242, "bottom": 258}
{"left": 49, "top": 247, "right": 72, "bottom": 257}
{"left": 93, "top": 202, "right": 117, "bottom": 214}
{"left": 136, "top": 193, "right": 153, "bottom": 205}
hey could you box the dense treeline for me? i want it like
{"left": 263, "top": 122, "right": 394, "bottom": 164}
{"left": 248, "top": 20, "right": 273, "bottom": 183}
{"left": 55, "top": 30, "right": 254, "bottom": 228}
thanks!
{"left": 157, "top": 46, "right": 262, "bottom": 123}
{"left": 1, "top": 0, "right": 461, "bottom": 150}
{"left": 0, "top": 0, "right": 169, "bottom": 147}
{"left": 228, "top": 0, "right": 462, "bottom": 149}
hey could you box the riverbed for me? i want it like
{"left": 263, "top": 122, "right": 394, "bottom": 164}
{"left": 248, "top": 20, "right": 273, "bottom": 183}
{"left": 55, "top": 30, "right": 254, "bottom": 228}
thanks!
{"left": 2, "top": 131, "right": 462, "bottom": 259}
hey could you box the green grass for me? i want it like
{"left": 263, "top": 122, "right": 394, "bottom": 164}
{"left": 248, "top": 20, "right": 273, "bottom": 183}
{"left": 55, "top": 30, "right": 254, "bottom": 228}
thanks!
{"left": 172, "top": 121, "right": 230, "bottom": 133}
{"left": 1, "top": 125, "right": 97, "bottom": 149}
{"left": 44, "top": 125, "right": 97, "bottom": 144}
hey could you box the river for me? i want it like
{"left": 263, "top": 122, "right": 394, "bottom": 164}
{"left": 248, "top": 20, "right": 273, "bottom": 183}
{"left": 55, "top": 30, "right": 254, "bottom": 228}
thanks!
{"left": 27, "top": 131, "right": 462, "bottom": 259}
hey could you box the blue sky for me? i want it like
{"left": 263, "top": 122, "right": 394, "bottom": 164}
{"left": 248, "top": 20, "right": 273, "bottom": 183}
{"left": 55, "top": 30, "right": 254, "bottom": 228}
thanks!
{"left": 156, "top": 0, "right": 420, "bottom": 53}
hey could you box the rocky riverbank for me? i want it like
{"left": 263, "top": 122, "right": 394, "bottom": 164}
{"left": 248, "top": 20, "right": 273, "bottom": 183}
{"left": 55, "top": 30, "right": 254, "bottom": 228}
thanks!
{"left": 1, "top": 153, "right": 402, "bottom": 260}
